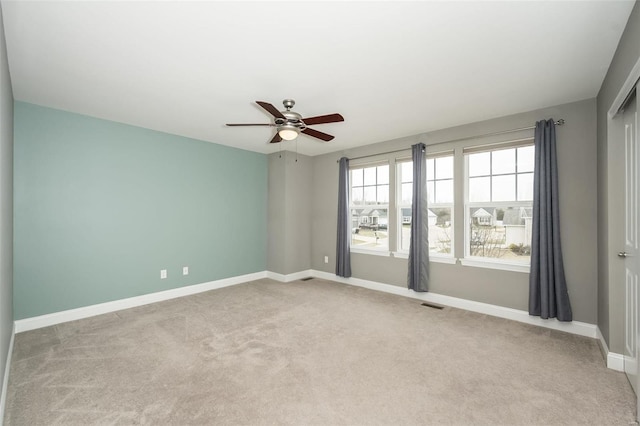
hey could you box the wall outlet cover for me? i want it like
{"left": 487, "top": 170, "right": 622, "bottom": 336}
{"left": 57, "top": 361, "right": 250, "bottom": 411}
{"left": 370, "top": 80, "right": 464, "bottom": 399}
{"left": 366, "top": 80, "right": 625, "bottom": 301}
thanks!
{"left": 160, "top": 269, "right": 167, "bottom": 279}
{"left": 183, "top": 266, "right": 189, "bottom": 275}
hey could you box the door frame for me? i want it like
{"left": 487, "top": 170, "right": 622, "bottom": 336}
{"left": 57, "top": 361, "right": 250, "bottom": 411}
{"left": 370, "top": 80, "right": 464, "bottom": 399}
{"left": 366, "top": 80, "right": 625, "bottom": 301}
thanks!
{"left": 608, "top": 55, "right": 640, "bottom": 419}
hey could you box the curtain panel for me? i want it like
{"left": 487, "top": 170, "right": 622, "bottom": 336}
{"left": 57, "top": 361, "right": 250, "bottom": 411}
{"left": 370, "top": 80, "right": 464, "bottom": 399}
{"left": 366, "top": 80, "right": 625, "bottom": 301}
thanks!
{"left": 408, "top": 143, "right": 429, "bottom": 292}
{"left": 529, "top": 119, "right": 572, "bottom": 321}
{"left": 336, "top": 157, "right": 352, "bottom": 278}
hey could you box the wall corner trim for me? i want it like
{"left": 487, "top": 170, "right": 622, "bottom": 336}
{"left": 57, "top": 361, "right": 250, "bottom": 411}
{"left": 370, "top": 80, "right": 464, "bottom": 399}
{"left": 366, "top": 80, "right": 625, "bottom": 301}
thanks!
{"left": 266, "top": 270, "right": 314, "bottom": 283}
{"left": 597, "top": 325, "right": 625, "bottom": 372}
{"left": 0, "top": 322, "right": 15, "bottom": 423}
{"left": 607, "top": 352, "right": 625, "bottom": 372}
{"left": 14, "top": 271, "right": 268, "bottom": 333}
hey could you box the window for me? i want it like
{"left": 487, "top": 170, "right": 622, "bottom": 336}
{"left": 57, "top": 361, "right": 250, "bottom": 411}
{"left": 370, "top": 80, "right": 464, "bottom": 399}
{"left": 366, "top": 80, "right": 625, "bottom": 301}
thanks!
{"left": 350, "top": 163, "right": 389, "bottom": 251}
{"left": 397, "top": 154, "right": 454, "bottom": 256}
{"left": 465, "top": 145, "right": 534, "bottom": 264}
{"left": 344, "top": 137, "right": 537, "bottom": 272}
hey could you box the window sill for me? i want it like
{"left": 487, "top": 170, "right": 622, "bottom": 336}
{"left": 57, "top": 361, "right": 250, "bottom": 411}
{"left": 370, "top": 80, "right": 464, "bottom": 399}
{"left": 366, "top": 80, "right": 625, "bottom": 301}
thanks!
{"left": 431, "top": 256, "right": 457, "bottom": 264}
{"left": 391, "top": 252, "right": 457, "bottom": 264}
{"left": 350, "top": 248, "right": 391, "bottom": 257}
{"left": 459, "top": 258, "right": 530, "bottom": 273}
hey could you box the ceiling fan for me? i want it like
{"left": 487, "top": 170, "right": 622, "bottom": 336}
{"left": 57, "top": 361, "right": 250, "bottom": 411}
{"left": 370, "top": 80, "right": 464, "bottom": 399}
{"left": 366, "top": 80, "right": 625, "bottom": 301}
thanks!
{"left": 226, "top": 99, "right": 344, "bottom": 143}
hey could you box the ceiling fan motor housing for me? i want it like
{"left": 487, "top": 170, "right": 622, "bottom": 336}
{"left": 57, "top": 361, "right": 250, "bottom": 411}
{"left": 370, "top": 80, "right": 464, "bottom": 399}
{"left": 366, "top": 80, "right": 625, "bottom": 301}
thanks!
{"left": 276, "top": 110, "right": 306, "bottom": 131}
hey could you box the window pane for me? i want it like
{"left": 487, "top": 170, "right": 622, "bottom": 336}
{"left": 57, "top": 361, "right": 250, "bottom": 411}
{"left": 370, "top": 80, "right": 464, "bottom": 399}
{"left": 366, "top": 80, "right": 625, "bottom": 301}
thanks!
{"left": 351, "top": 187, "right": 363, "bottom": 204}
{"left": 401, "top": 183, "right": 413, "bottom": 205}
{"left": 492, "top": 175, "right": 516, "bottom": 201}
{"left": 402, "top": 208, "right": 454, "bottom": 254}
{"left": 492, "top": 148, "right": 515, "bottom": 174}
{"left": 351, "top": 208, "right": 388, "bottom": 250}
{"left": 378, "top": 185, "right": 389, "bottom": 203}
{"left": 401, "top": 162, "right": 413, "bottom": 183}
{"left": 426, "top": 158, "right": 435, "bottom": 180}
{"left": 377, "top": 165, "right": 389, "bottom": 185}
{"left": 400, "top": 208, "right": 412, "bottom": 251}
{"left": 517, "top": 173, "right": 534, "bottom": 201}
{"left": 363, "top": 186, "right": 376, "bottom": 203}
{"left": 469, "top": 177, "right": 490, "bottom": 202}
{"left": 363, "top": 167, "right": 376, "bottom": 185}
{"left": 429, "top": 207, "right": 452, "bottom": 254}
{"left": 351, "top": 169, "right": 363, "bottom": 187}
{"left": 517, "top": 146, "right": 535, "bottom": 172}
{"left": 469, "top": 152, "right": 490, "bottom": 177}
{"left": 469, "top": 205, "right": 531, "bottom": 263}
{"left": 427, "top": 181, "right": 435, "bottom": 204}
{"left": 435, "top": 156, "right": 453, "bottom": 179}
{"left": 435, "top": 179, "right": 453, "bottom": 203}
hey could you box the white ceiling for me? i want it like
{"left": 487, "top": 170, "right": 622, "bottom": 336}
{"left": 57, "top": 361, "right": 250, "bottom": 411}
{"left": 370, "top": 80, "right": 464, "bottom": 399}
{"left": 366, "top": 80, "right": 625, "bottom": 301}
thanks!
{"left": 1, "top": 1, "right": 635, "bottom": 156}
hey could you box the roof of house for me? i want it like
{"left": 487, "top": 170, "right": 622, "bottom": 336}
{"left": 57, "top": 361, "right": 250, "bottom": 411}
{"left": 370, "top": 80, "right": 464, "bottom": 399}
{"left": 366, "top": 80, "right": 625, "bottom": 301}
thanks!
{"left": 502, "top": 207, "right": 533, "bottom": 226}
{"left": 401, "top": 208, "right": 437, "bottom": 218}
{"left": 472, "top": 208, "right": 494, "bottom": 218}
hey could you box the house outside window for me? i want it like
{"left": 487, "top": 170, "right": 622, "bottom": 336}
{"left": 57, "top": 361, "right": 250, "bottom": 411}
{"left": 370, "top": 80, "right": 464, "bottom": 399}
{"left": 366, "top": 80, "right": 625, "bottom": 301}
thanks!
{"left": 350, "top": 163, "right": 389, "bottom": 251}
{"left": 397, "top": 154, "right": 454, "bottom": 257}
{"left": 464, "top": 144, "right": 534, "bottom": 265}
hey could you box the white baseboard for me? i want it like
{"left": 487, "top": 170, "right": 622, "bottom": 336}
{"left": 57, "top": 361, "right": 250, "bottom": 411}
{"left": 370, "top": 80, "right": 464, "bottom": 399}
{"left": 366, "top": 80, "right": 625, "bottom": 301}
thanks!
{"left": 10, "top": 267, "right": 598, "bottom": 344}
{"left": 14, "top": 271, "right": 268, "bottom": 333}
{"left": 0, "top": 322, "right": 15, "bottom": 425}
{"left": 311, "top": 270, "right": 598, "bottom": 339}
{"left": 266, "top": 270, "right": 314, "bottom": 283}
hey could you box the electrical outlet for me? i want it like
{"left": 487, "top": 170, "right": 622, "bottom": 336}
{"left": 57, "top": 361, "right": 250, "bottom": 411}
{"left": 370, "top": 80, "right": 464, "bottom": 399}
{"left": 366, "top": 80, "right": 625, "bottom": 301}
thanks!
{"left": 324, "top": 256, "right": 329, "bottom": 264}
{"left": 183, "top": 266, "right": 189, "bottom": 276}
{"left": 160, "top": 269, "right": 167, "bottom": 279}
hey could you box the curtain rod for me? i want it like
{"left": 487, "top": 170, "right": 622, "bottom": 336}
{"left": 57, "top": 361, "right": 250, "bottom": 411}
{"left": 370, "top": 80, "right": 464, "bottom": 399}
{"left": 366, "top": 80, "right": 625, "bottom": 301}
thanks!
{"left": 338, "top": 119, "right": 565, "bottom": 163}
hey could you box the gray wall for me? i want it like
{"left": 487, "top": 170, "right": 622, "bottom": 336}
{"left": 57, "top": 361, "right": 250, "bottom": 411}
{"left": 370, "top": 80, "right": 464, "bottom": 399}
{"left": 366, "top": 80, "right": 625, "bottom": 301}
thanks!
{"left": 312, "top": 99, "right": 598, "bottom": 323}
{"left": 0, "top": 1, "right": 13, "bottom": 413}
{"left": 268, "top": 151, "right": 312, "bottom": 275}
{"left": 597, "top": 1, "right": 640, "bottom": 352}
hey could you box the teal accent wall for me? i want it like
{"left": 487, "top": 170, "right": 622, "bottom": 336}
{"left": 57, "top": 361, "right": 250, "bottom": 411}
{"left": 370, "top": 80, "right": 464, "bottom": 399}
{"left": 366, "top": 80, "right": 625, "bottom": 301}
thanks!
{"left": 14, "top": 102, "right": 267, "bottom": 320}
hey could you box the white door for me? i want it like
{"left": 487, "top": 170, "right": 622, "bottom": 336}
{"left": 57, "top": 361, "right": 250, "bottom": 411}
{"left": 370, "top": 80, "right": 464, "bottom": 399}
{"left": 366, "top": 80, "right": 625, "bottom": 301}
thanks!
{"left": 623, "top": 86, "right": 638, "bottom": 396}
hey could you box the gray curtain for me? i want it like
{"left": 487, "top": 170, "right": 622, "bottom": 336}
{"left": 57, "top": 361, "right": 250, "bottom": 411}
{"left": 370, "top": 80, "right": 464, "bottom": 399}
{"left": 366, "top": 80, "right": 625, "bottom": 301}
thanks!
{"left": 529, "top": 119, "right": 572, "bottom": 321}
{"left": 336, "top": 157, "right": 352, "bottom": 277}
{"left": 408, "top": 143, "right": 429, "bottom": 292}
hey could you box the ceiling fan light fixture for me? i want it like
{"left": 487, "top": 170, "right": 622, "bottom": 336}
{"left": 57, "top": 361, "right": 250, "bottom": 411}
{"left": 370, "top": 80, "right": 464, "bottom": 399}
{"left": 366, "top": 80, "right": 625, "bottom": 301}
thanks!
{"left": 278, "top": 125, "right": 299, "bottom": 141}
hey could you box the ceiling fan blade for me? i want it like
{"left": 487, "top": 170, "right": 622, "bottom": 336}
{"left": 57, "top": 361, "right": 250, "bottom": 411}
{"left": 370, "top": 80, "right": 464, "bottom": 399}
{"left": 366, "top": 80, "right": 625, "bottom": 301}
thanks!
{"left": 302, "top": 128, "right": 334, "bottom": 142}
{"left": 226, "top": 123, "right": 272, "bottom": 126}
{"left": 302, "top": 113, "right": 344, "bottom": 125}
{"left": 269, "top": 133, "right": 283, "bottom": 144}
{"left": 256, "top": 101, "right": 286, "bottom": 119}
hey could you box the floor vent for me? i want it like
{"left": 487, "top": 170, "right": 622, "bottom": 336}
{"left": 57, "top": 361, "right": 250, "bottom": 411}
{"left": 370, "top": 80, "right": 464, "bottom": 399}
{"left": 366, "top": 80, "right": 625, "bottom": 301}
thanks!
{"left": 421, "top": 302, "right": 444, "bottom": 310}
{"left": 300, "top": 277, "right": 314, "bottom": 281}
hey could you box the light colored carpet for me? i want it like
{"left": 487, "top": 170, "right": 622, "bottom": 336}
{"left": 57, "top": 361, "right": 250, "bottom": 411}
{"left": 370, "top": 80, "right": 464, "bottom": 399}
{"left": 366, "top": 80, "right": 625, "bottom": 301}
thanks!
{"left": 3, "top": 278, "right": 636, "bottom": 425}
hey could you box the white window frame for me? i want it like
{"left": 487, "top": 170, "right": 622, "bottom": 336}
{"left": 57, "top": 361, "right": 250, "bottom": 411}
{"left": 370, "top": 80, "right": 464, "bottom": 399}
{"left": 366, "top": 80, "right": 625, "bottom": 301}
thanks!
{"left": 461, "top": 141, "right": 534, "bottom": 273}
{"left": 395, "top": 158, "right": 413, "bottom": 256}
{"left": 349, "top": 161, "right": 390, "bottom": 255}
{"left": 394, "top": 153, "right": 455, "bottom": 262}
